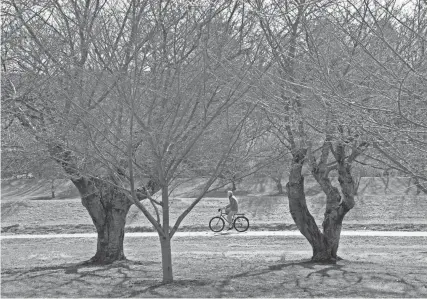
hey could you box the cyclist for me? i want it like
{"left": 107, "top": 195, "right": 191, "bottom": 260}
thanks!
{"left": 224, "top": 190, "right": 238, "bottom": 230}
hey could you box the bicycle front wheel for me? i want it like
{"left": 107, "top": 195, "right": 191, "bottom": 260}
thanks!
{"left": 234, "top": 216, "right": 249, "bottom": 232}
{"left": 209, "top": 216, "right": 225, "bottom": 232}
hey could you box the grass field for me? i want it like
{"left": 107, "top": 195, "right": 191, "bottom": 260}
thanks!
{"left": 2, "top": 177, "right": 427, "bottom": 297}
{"left": 1, "top": 176, "right": 427, "bottom": 234}
{"left": 2, "top": 235, "right": 427, "bottom": 297}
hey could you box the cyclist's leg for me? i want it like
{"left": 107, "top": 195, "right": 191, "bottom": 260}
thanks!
{"left": 227, "top": 211, "right": 236, "bottom": 229}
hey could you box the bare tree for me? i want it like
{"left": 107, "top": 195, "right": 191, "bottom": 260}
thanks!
{"left": 248, "top": 0, "right": 374, "bottom": 262}
{"left": 2, "top": 0, "right": 167, "bottom": 263}
{"left": 323, "top": 0, "right": 427, "bottom": 193}
{"left": 117, "top": 1, "right": 264, "bottom": 282}
{"left": 1, "top": 0, "right": 264, "bottom": 282}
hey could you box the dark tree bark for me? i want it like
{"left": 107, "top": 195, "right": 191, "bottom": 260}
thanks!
{"left": 287, "top": 143, "right": 358, "bottom": 263}
{"left": 72, "top": 177, "right": 132, "bottom": 263}
{"left": 48, "top": 143, "right": 158, "bottom": 264}
{"left": 287, "top": 149, "right": 330, "bottom": 261}
{"left": 310, "top": 169, "right": 348, "bottom": 261}
{"left": 307, "top": 137, "right": 344, "bottom": 262}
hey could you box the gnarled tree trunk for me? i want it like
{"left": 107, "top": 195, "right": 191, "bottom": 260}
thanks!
{"left": 287, "top": 149, "right": 329, "bottom": 260}
{"left": 72, "top": 177, "right": 132, "bottom": 264}
{"left": 311, "top": 172, "right": 348, "bottom": 262}
{"left": 48, "top": 143, "right": 136, "bottom": 264}
{"left": 287, "top": 146, "right": 356, "bottom": 263}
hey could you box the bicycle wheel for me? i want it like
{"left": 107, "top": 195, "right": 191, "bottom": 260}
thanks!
{"left": 234, "top": 216, "right": 249, "bottom": 232}
{"left": 209, "top": 216, "right": 225, "bottom": 232}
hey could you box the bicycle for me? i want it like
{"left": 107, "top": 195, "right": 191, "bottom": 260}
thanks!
{"left": 209, "top": 208, "right": 250, "bottom": 232}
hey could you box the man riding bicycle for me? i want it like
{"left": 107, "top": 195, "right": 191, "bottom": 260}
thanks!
{"left": 209, "top": 191, "right": 248, "bottom": 232}
{"left": 224, "top": 191, "right": 238, "bottom": 230}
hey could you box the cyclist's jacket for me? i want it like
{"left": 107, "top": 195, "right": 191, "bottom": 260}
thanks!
{"left": 226, "top": 196, "right": 238, "bottom": 212}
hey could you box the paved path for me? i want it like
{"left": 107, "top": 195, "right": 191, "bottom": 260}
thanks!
{"left": 1, "top": 230, "right": 427, "bottom": 239}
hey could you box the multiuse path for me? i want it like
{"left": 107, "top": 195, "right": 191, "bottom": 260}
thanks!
{"left": 1, "top": 230, "right": 427, "bottom": 239}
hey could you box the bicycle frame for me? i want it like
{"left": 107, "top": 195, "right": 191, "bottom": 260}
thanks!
{"left": 218, "top": 209, "right": 239, "bottom": 223}
{"left": 209, "top": 208, "right": 250, "bottom": 233}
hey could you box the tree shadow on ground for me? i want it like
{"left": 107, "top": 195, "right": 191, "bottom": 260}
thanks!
{"left": 1, "top": 259, "right": 162, "bottom": 298}
{"left": 214, "top": 258, "right": 426, "bottom": 298}
{"left": 2, "top": 258, "right": 426, "bottom": 298}
{"left": 127, "top": 279, "right": 214, "bottom": 297}
{"left": 2, "top": 259, "right": 155, "bottom": 275}
{"left": 2, "top": 259, "right": 218, "bottom": 298}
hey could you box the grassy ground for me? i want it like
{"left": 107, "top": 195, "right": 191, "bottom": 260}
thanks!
{"left": 2, "top": 235, "right": 427, "bottom": 297}
{"left": 2, "top": 177, "right": 427, "bottom": 297}
{"left": 2, "top": 177, "right": 427, "bottom": 234}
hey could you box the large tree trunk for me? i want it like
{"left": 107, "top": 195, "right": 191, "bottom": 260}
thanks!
{"left": 311, "top": 173, "right": 346, "bottom": 261}
{"left": 308, "top": 141, "right": 356, "bottom": 262}
{"left": 72, "top": 177, "right": 132, "bottom": 264}
{"left": 286, "top": 149, "right": 330, "bottom": 261}
{"left": 287, "top": 147, "right": 357, "bottom": 263}
{"left": 48, "top": 143, "right": 133, "bottom": 264}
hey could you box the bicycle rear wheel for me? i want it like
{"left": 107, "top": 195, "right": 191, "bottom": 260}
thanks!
{"left": 209, "top": 216, "right": 225, "bottom": 232}
{"left": 234, "top": 216, "right": 249, "bottom": 232}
